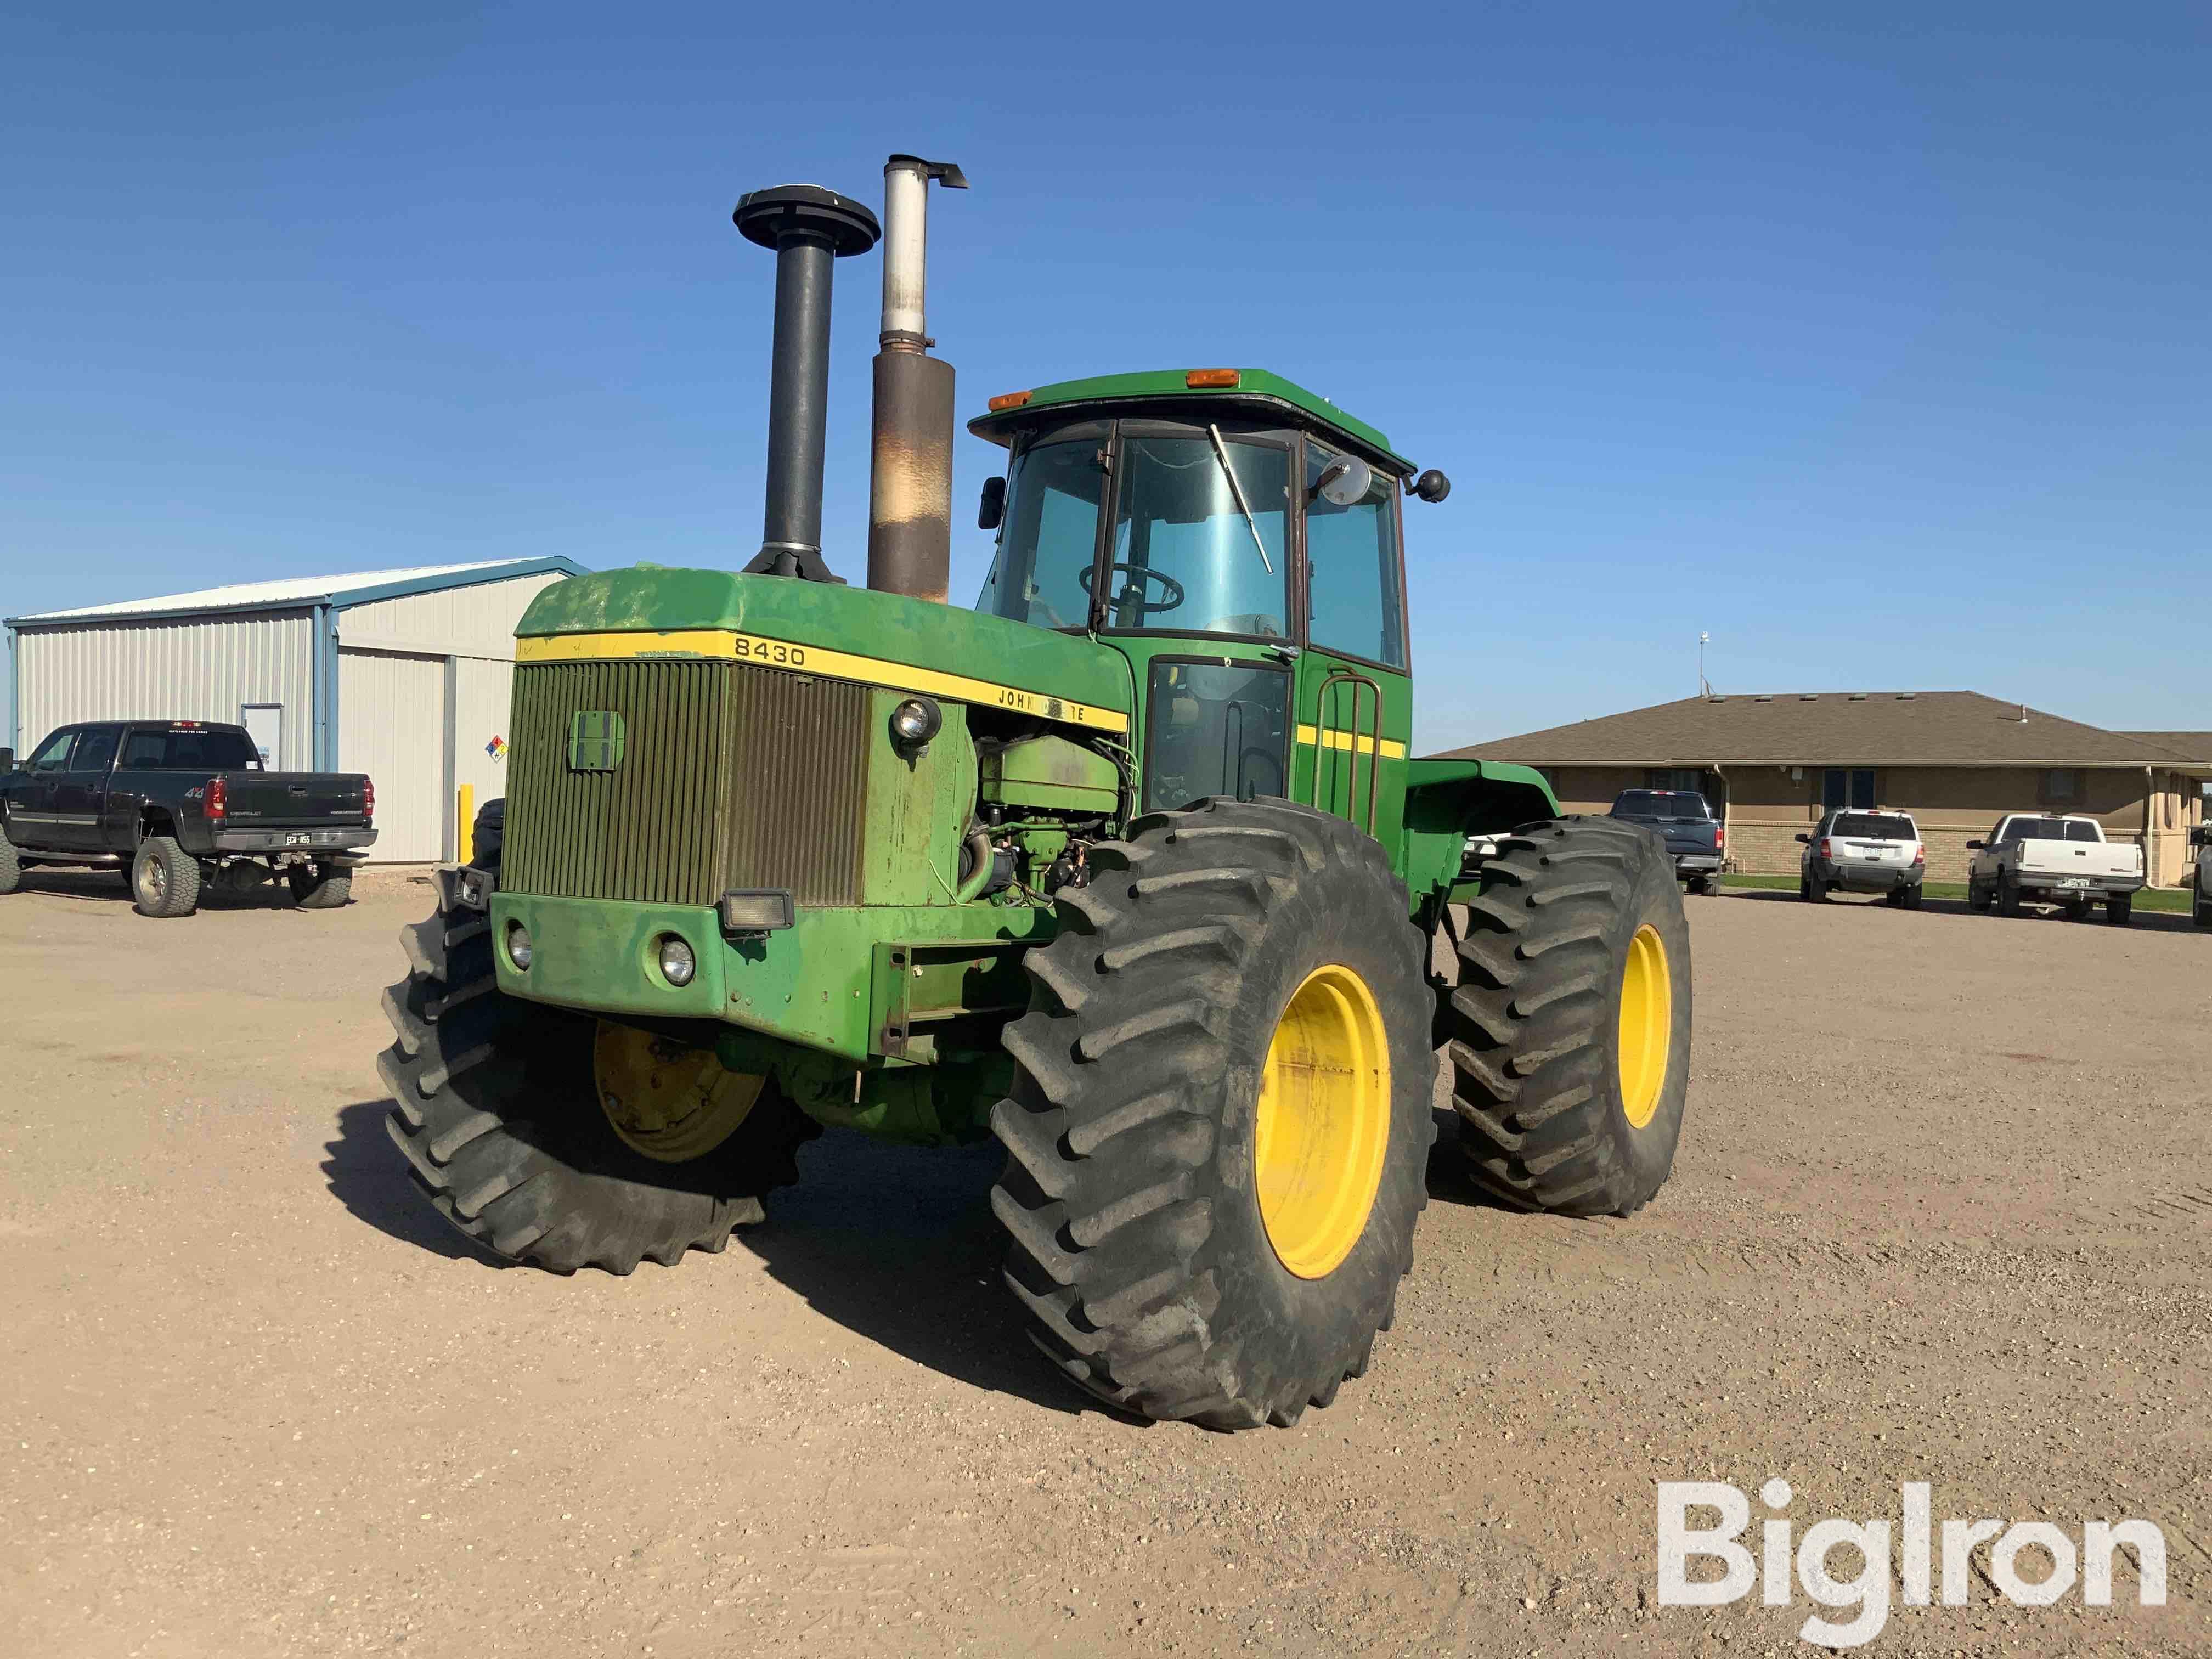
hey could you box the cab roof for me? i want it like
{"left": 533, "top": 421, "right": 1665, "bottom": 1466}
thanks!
{"left": 966, "top": 368, "right": 1410, "bottom": 473}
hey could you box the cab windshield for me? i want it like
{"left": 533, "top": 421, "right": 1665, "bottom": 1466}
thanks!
{"left": 976, "top": 426, "right": 1290, "bottom": 639}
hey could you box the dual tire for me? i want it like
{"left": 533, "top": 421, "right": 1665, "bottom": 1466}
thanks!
{"left": 1441, "top": 817, "right": 1691, "bottom": 1217}
{"left": 378, "top": 865, "right": 817, "bottom": 1273}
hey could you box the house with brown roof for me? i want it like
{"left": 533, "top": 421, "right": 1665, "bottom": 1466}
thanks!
{"left": 1435, "top": 692, "right": 2211, "bottom": 886}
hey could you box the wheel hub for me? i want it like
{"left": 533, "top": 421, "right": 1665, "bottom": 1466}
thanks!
{"left": 592, "top": 1022, "right": 766, "bottom": 1164}
{"left": 1254, "top": 964, "right": 1390, "bottom": 1280}
{"left": 1617, "top": 924, "right": 1672, "bottom": 1130}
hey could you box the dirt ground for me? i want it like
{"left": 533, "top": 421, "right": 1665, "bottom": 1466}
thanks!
{"left": 2, "top": 867, "right": 2207, "bottom": 1657}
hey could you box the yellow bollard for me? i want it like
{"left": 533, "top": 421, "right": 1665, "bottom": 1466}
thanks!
{"left": 458, "top": 783, "right": 475, "bottom": 865}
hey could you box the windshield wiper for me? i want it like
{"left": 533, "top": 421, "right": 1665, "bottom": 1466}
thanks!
{"left": 1206, "top": 424, "right": 1273, "bottom": 575}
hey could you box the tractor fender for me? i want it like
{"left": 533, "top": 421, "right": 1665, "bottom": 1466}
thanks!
{"left": 1398, "top": 758, "right": 1560, "bottom": 907}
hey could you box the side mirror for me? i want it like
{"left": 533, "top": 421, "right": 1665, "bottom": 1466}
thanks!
{"left": 1408, "top": 467, "right": 1451, "bottom": 504}
{"left": 2191, "top": 825, "right": 2211, "bottom": 849}
{"left": 1793, "top": 834, "right": 1809, "bottom": 844}
{"left": 978, "top": 476, "right": 1006, "bottom": 531}
{"left": 0, "top": 748, "right": 12, "bottom": 772}
{"left": 1965, "top": 839, "right": 1985, "bottom": 850}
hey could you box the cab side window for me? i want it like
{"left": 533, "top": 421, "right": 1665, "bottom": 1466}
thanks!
{"left": 27, "top": 729, "right": 77, "bottom": 771}
{"left": 1303, "top": 443, "right": 1406, "bottom": 668}
{"left": 72, "top": 728, "right": 119, "bottom": 774}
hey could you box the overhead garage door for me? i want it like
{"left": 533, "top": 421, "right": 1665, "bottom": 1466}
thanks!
{"left": 340, "top": 648, "right": 445, "bottom": 862}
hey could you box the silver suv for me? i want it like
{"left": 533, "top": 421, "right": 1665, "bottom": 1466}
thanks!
{"left": 1797, "top": 809, "right": 1926, "bottom": 907}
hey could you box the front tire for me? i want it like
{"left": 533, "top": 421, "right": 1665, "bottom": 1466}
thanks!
{"left": 0, "top": 834, "right": 19, "bottom": 896}
{"left": 131, "top": 836, "right": 201, "bottom": 918}
{"left": 2194, "top": 889, "right": 2211, "bottom": 929}
{"left": 1444, "top": 818, "right": 1691, "bottom": 1218}
{"left": 990, "top": 799, "right": 1434, "bottom": 1430}
{"left": 378, "top": 873, "right": 818, "bottom": 1273}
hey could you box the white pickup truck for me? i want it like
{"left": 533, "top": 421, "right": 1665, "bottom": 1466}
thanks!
{"left": 1966, "top": 814, "right": 2143, "bottom": 924}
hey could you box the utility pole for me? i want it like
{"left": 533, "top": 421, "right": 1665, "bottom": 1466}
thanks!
{"left": 1699, "top": 632, "right": 1712, "bottom": 698}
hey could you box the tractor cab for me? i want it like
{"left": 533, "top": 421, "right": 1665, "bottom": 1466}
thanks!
{"left": 969, "top": 368, "right": 1443, "bottom": 832}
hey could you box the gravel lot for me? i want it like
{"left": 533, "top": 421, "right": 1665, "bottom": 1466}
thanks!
{"left": 3, "top": 869, "right": 2207, "bottom": 1657}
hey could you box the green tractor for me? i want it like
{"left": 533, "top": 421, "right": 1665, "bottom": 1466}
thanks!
{"left": 378, "top": 157, "right": 1691, "bottom": 1430}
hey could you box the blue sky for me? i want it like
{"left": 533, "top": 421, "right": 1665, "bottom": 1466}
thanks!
{"left": 3, "top": 4, "right": 2205, "bottom": 753}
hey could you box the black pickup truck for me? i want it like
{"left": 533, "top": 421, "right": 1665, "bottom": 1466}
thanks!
{"left": 1608, "top": 788, "right": 1725, "bottom": 894}
{"left": 0, "top": 720, "right": 375, "bottom": 917}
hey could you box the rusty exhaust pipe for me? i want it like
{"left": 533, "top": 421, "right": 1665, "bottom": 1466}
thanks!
{"left": 733, "top": 183, "right": 879, "bottom": 581}
{"left": 866, "top": 154, "right": 967, "bottom": 601}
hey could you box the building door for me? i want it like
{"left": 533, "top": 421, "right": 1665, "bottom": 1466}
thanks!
{"left": 240, "top": 704, "right": 283, "bottom": 769}
{"left": 339, "top": 648, "right": 445, "bottom": 861}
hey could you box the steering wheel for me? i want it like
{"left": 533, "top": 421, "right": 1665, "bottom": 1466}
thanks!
{"left": 1081, "top": 561, "right": 1186, "bottom": 617}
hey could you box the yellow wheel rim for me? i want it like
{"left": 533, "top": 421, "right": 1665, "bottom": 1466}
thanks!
{"left": 1254, "top": 964, "right": 1391, "bottom": 1280}
{"left": 592, "top": 1021, "right": 765, "bottom": 1164}
{"left": 1617, "top": 924, "right": 1673, "bottom": 1130}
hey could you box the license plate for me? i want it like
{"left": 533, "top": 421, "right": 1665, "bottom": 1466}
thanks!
{"left": 287, "top": 832, "right": 311, "bottom": 846}
{"left": 2059, "top": 877, "right": 2090, "bottom": 888}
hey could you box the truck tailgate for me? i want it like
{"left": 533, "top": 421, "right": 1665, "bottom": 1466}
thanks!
{"left": 2016, "top": 838, "right": 2139, "bottom": 880}
{"left": 217, "top": 771, "right": 372, "bottom": 827}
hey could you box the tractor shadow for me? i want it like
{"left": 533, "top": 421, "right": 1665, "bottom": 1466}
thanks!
{"left": 320, "top": 1099, "right": 1109, "bottom": 1419}
{"left": 324, "top": 1099, "right": 512, "bottom": 1265}
{"left": 738, "top": 1128, "right": 1101, "bottom": 1421}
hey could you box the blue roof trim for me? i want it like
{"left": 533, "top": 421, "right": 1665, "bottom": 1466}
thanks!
{"left": 324, "top": 556, "right": 590, "bottom": 612}
{"left": 4, "top": 557, "right": 591, "bottom": 629}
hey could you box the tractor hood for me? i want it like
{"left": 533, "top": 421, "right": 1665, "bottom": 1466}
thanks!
{"left": 515, "top": 567, "right": 1133, "bottom": 734}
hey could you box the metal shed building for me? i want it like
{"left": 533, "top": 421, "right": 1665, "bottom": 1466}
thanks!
{"left": 5, "top": 558, "right": 585, "bottom": 862}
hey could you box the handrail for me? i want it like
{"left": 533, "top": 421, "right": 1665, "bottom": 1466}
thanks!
{"left": 1308, "top": 668, "right": 1384, "bottom": 833}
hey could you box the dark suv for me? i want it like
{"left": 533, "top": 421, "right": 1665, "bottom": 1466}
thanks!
{"left": 1607, "top": 789, "right": 1724, "bottom": 895}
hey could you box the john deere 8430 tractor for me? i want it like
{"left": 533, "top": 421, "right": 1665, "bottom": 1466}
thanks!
{"left": 379, "top": 157, "right": 1691, "bottom": 1430}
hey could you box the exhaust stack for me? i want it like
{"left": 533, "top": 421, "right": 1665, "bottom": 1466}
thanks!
{"left": 733, "top": 183, "right": 880, "bottom": 581}
{"left": 867, "top": 155, "right": 968, "bottom": 601}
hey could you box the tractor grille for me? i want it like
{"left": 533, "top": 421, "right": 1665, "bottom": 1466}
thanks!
{"left": 504, "top": 658, "right": 870, "bottom": 908}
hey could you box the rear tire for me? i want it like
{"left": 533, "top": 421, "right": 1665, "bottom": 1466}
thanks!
{"left": 0, "top": 834, "right": 19, "bottom": 896}
{"left": 2106, "top": 895, "right": 2132, "bottom": 927}
{"left": 1997, "top": 877, "right": 2022, "bottom": 917}
{"left": 378, "top": 874, "right": 818, "bottom": 1273}
{"left": 1798, "top": 872, "right": 1812, "bottom": 901}
{"left": 2194, "top": 890, "right": 2211, "bottom": 929}
{"left": 289, "top": 861, "right": 352, "bottom": 909}
{"left": 990, "top": 798, "right": 1434, "bottom": 1430}
{"left": 131, "top": 836, "right": 201, "bottom": 918}
{"left": 1444, "top": 818, "right": 1691, "bottom": 1218}
{"left": 1686, "top": 874, "right": 1713, "bottom": 896}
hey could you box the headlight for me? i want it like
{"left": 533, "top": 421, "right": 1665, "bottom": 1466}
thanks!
{"left": 888, "top": 696, "right": 942, "bottom": 748}
{"left": 505, "top": 922, "right": 533, "bottom": 971}
{"left": 657, "top": 935, "right": 696, "bottom": 988}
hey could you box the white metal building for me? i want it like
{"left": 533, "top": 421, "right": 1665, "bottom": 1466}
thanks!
{"left": 5, "top": 558, "right": 585, "bottom": 862}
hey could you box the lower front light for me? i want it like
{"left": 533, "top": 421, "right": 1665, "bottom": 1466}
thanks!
{"left": 657, "top": 935, "right": 696, "bottom": 988}
{"left": 505, "top": 921, "right": 533, "bottom": 971}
